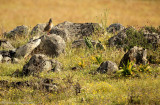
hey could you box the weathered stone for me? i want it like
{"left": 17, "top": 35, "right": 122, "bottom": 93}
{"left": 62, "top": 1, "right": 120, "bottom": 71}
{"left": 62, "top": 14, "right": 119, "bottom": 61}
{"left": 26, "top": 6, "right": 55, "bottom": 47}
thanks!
{"left": 15, "top": 39, "right": 41, "bottom": 58}
{"left": 51, "top": 59, "right": 63, "bottom": 72}
{"left": 141, "top": 28, "right": 160, "bottom": 49}
{"left": 2, "top": 57, "right": 11, "bottom": 63}
{"left": 71, "top": 39, "right": 96, "bottom": 48}
{"left": 71, "top": 39, "right": 104, "bottom": 50}
{"left": 42, "top": 78, "right": 58, "bottom": 92}
{"left": 108, "top": 27, "right": 134, "bottom": 47}
{"left": 0, "top": 39, "right": 15, "bottom": 50}
{"left": 33, "top": 34, "right": 65, "bottom": 57}
{"left": 97, "top": 61, "right": 118, "bottom": 74}
{"left": 51, "top": 21, "right": 103, "bottom": 41}
{"left": 4, "top": 25, "right": 29, "bottom": 38}
{"left": 119, "top": 46, "right": 147, "bottom": 68}
{"left": 12, "top": 58, "right": 19, "bottom": 63}
{"left": 22, "top": 54, "right": 52, "bottom": 76}
{"left": 107, "top": 23, "right": 125, "bottom": 34}
{"left": 49, "top": 27, "right": 70, "bottom": 41}
{"left": 30, "top": 23, "right": 47, "bottom": 36}
{"left": 0, "top": 50, "right": 16, "bottom": 58}
{"left": 22, "top": 54, "right": 62, "bottom": 76}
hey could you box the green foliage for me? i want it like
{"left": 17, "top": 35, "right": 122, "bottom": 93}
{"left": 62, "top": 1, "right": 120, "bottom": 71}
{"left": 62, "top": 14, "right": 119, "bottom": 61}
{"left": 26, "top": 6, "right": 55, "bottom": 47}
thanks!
{"left": 117, "top": 61, "right": 152, "bottom": 77}
{"left": 117, "top": 61, "right": 135, "bottom": 76}
{"left": 85, "top": 37, "right": 93, "bottom": 49}
{"left": 95, "top": 54, "right": 103, "bottom": 64}
{"left": 123, "top": 28, "right": 152, "bottom": 50}
{"left": 137, "top": 64, "right": 152, "bottom": 73}
{"left": 147, "top": 48, "right": 160, "bottom": 64}
{"left": 142, "top": 26, "right": 160, "bottom": 34}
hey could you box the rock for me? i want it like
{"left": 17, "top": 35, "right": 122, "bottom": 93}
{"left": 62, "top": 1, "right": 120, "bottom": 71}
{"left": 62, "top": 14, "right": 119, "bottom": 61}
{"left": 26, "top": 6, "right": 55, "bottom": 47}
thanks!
{"left": 33, "top": 34, "right": 65, "bottom": 57}
{"left": 107, "top": 23, "right": 125, "bottom": 34}
{"left": 0, "top": 54, "right": 3, "bottom": 63}
{"left": 141, "top": 28, "right": 160, "bottom": 49}
{"left": 0, "top": 50, "right": 17, "bottom": 63}
{"left": 97, "top": 61, "right": 118, "bottom": 74}
{"left": 0, "top": 50, "right": 16, "bottom": 58}
{"left": 15, "top": 38, "right": 41, "bottom": 58}
{"left": 4, "top": 25, "right": 29, "bottom": 38}
{"left": 49, "top": 27, "right": 70, "bottom": 41}
{"left": 119, "top": 46, "right": 147, "bottom": 68}
{"left": 42, "top": 78, "right": 58, "bottom": 92}
{"left": 22, "top": 54, "right": 52, "bottom": 76}
{"left": 71, "top": 39, "right": 97, "bottom": 48}
{"left": 0, "top": 39, "right": 15, "bottom": 50}
{"left": 51, "top": 59, "right": 63, "bottom": 72}
{"left": 30, "top": 23, "right": 47, "bottom": 36}
{"left": 22, "top": 54, "right": 62, "bottom": 76}
{"left": 51, "top": 21, "right": 104, "bottom": 41}
{"left": 71, "top": 39, "right": 104, "bottom": 50}
{"left": 96, "top": 42, "right": 105, "bottom": 50}
{"left": 2, "top": 57, "right": 11, "bottom": 63}
{"left": 108, "top": 27, "right": 135, "bottom": 48}
{"left": 12, "top": 58, "right": 19, "bottom": 63}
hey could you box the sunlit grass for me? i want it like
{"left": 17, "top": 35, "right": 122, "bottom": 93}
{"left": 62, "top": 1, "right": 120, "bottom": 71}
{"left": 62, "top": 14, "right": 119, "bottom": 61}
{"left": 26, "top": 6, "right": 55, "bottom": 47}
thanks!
{"left": 0, "top": 0, "right": 160, "bottom": 104}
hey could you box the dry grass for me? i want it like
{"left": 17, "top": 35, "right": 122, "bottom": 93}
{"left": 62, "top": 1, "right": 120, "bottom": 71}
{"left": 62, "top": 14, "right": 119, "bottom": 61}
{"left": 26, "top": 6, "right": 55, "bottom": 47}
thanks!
{"left": 0, "top": 0, "right": 160, "bottom": 32}
{"left": 0, "top": 0, "right": 160, "bottom": 104}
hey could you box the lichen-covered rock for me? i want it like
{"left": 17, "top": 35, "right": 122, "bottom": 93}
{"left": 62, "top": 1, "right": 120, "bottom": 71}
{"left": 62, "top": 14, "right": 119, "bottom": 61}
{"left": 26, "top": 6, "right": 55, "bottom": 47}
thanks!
{"left": 0, "top": 50, "right": 18, "bottom": 63}
{"left": 71, "top": 39, "right": 104, "bottom": 50}
{"left": 71, "top": 39, "right": 97, "bottom": 48}
{"left": 97, "top": 61, "right": 118, "bottom": 74}
{"left": 2, "top": 57, "right": 11, "bottom": 63}
{"left": 107, "top": 23, "right": 125, "bottom": 34}
{"left": 0, "top": 50, "right": 16, "bottom": 58}
{"left": 141, "top": 27, "right": 160, "bottom": 49}
{"left": 108, "top": 27, "right": 135, "bottom": 47}
{"left": 22, "top": 54, "right": 62, "bottom": 76}
{"left": 22, "top": 54, "right": 52, "bottom": 76}
{"left": 0, "top": 39, "right": 15, "bottom": 50}
{"left": 33, "top": 34, "right": 65, "bottom": 57}
{"left": 15, "top": 39, "right": 41, "bottom": 58}
{"left": 119, "top": 46, "right": 147, "bottom": 68}
{"left": 30, "top": 23, "right": 47, "bottom": 36}
{"left": 50, "top": 21, "right": 104, "bottom": 41}
{"left": 49, "top": 27, "right": 70, "bottom": 41}
{"left": 4, "top": 25, "right": 29, "bottom": 38}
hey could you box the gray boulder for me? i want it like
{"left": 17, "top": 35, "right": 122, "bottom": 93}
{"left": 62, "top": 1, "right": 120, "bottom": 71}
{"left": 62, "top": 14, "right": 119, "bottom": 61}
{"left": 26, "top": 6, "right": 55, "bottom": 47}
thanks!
{"left": 50, "top": 21, "right": 104, "bottom": 41}
{"left": 33, "top": 34, "right": 65, "bottom": 57}
{"left": 2, "top": 57, "right": 11, "bottom": 63}
{"left": 30, "top": 23, "right": 47, "bottom": 36}
{"left": 97, "top": 61, "right": 118, "bottom": 74}
{"left": 141, "top": 28, "right": 160, "bottom": 49}
{"left": 12, "top": 58, "right": 19, "bottom": 64}
{"left": 4, "top": 25, "right": 29, "bottom": 38}
{"left": 0, "top": 50, "right": 19, "bottom": 63}
{"left": 0, "top": 39, "right": 15, "bottom": 50}
{"left": 22, "top": 54, "right": 62, "bottom": 76}
{"left": 0, "top": 50, "right": 16, "bottom": 58}
{"left": 15, "top": 39, "right": 41, "bottom": 58}
{"left": 107, "top": 23, "right": 125, "bottom": 34}
{"left": 71, "top": 39, "right": 104, "bottom": 50}
{"left": 49, "top": 27, "right": 70, "bottom": 41}
{"left": 119, "top": 46, "right": 147, "bottom": 68}
{"left": 72, "top": 39, "right": 97, "bottom": 48}
{"left": 108, "top": 27, "right": 135, "bottom": 47}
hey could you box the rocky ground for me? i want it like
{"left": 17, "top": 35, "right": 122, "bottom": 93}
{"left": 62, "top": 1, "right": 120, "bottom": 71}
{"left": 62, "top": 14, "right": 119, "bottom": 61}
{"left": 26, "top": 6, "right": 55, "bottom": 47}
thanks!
{"left": 0, "top": 21, "right": 160, "bottom": 104}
